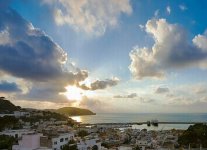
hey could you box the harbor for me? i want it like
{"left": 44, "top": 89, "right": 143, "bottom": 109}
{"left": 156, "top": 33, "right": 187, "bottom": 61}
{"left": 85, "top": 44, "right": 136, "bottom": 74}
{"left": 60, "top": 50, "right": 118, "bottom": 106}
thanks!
{"left": 81, "top": 120, "right": 207, "bottom": 127}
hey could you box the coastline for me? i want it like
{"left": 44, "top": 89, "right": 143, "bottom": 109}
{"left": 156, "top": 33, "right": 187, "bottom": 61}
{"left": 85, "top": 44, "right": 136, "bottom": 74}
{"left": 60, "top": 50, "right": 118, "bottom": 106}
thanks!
{"left": 70, "top": 113, "right": 207, "bottom": 130}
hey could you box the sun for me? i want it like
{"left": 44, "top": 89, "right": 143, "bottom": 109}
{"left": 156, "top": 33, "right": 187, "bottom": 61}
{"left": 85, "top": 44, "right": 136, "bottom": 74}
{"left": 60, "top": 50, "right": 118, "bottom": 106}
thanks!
{"left": 64, "top": 86, "right": 83, "bottom": 101}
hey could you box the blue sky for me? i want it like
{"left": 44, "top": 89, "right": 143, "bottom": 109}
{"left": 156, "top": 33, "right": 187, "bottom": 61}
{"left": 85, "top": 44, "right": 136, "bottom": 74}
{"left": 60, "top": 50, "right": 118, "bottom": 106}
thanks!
{"left": 1, "top": 0, "right": 207, "bottom": 113}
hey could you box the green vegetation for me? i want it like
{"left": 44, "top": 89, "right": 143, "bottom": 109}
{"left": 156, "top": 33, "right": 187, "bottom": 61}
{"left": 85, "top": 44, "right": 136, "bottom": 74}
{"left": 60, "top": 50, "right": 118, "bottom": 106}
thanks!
{"left": 0, "top": 135, "right": 16, "bottom": 150}
{"left": 78, "top": 130, "right": 89, "bottom": 137}
{"left": 61, "top": 139, "right": 77, "bottom": 150}
{"left": 0, "top": 116, "right": 19, "bottom": 131}
{"left": 101, "top": 143, "right": 110, "bottom": 149}
{"left": 92, "top": 145, "right": 98, "bottom": 150}
{"left": 133, "top": 145, "right": 141, "bottom": 150}
{"left": 48, "top": 107, "right": 95, "bottom": 116}
{"left": 178, "top": 123, "right": 207, "bottom": 148}
{"left": 20, "top": 111, "right": 76, "bottom": 126}
{"left": 0, "top": 97, "right": 20, "bottom": 113}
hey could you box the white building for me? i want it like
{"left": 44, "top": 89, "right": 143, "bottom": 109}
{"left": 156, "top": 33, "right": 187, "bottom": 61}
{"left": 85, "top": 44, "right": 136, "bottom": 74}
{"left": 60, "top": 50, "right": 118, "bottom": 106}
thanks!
{"left": 118, "top": 146, "right": 133, "bottom": 150}
{"left": 13, "top": 133, "right": 42, "bottom": 150}
{"left": 0, "top": 113, "right": 15, "bottom": 117}
{"left": 77, "top": 138, "right": 101, "bottom": 150}
{"left": 12, "top": 133, "right": 52, "bottom": 150}
{"left": 0, "top": 129, "right": 35, "bottom": 138}
{"left": 52, "top": 132, "right": 74, "bottom": 150}
{"left": 14, "top": 111, "right": 30, "bottom": 118}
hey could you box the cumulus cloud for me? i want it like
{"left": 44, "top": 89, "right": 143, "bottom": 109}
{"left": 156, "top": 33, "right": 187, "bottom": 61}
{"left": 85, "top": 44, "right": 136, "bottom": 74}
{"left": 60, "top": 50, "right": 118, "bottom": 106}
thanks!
{"left": 0, "top": 80, "right": 21, "bottom": 93}
{"left": 43, "top": 0, "right": 132, "bottom": 36}
{"left": 77, "top": 77, "right": 119, "bottom": 91}
{"left": 129, "top": 18, "right": 207, "bottom": 79}
{"left": 155, "top": 87, "right": 169, "bottom": 94}
{"left": 0, "top": 8, "right": 88, "bottom": 84}
{"left": 0, "top": 8, "right": 92, "bottom": 103}
{"left": 114, "top": 93, "right": 137, "bottom": 98}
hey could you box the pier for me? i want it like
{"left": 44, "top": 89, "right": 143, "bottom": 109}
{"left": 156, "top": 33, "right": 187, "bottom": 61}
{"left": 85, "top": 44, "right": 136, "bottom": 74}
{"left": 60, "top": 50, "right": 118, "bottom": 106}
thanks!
{"left": 81, "top": 121, "right": 207, "bottom": 126}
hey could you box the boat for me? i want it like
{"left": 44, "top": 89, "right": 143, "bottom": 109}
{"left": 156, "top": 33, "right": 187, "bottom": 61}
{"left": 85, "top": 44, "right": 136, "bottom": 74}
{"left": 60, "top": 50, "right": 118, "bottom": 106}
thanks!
{"left": 151, "top": 120, "right": 158, "bottom": 126}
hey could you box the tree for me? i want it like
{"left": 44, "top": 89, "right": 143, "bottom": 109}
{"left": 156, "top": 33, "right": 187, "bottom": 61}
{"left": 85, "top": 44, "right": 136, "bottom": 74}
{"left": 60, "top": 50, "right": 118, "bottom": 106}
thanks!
{"left": 0, "top": 135, "right": 15, "bottom": 150}
{"left": 0, "top": 116, "right": 19, "bottom": 131}
{"left": 78, "top": 130, "right": 89, "bottom": 138}
{"left": 133, "top": 145, "right": 141, "bottom": 150}
{"left": 178, "top": 124, "right": 207, "bottom": 148}
{"left": 92, "top": 145, "right": 98, "bottom": 150}
{"left": 61, "top": 139, "right": 77, "bottom": 150}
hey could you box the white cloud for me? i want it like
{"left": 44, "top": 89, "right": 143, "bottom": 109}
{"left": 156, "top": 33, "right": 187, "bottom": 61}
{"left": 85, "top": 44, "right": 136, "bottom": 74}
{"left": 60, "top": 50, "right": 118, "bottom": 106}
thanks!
{"left": 44, "top": 0, "right": 132, "bottom": 36}
{"left": 129, "top": 18, "right": 207, "bottom": 79}
{"left": 139, "top": 24, "right": 145, "bottom": 30}
{"left": 193, "top": 34, "right": 207, "bottom": 52}
{"left": 79, "top": 96, "right": 108, "bottom": 112}
{"left": 114, "top": 93, "right": 137, "bottom": 98}
{"left": 179, "top": 4, "right": 187, "bottom": 11}
{"left": 166, "top": 6, "right": 171, "bottom": 14}
{"left": 154, "top": 9, "right": 159, "bottom": 17}
{"left": 155, "top": 87, "right": 169, "bottom": 94}
{"left": 0, "top": 28, "right": 10, "bottom": 45}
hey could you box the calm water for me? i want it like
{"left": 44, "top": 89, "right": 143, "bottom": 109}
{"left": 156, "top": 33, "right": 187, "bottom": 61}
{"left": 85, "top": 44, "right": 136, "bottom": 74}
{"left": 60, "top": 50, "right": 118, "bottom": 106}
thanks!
{"left": 71, "top": 113, "right": 207, "bottom": 130}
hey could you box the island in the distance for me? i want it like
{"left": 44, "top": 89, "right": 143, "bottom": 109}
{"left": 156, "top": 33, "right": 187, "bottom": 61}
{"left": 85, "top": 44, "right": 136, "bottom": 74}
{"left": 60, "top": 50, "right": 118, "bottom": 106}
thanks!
{"left": 46, "top": 107, "right": 96, "bottom": 116}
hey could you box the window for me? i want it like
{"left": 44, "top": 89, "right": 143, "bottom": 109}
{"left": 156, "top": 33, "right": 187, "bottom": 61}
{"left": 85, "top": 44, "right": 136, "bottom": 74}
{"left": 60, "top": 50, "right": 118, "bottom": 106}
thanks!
{"left": 60, "top": 138, "right": 64, "bottom": 142}
{"left": 54, "top": 141, "right": 57, "bottom": 145}
{"left": 65, "top": 137, "right": 68, "bottom": 141}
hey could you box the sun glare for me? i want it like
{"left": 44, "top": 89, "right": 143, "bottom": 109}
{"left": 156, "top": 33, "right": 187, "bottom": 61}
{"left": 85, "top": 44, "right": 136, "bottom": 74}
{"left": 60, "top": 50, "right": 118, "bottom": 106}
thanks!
{"left": 64, "top": 86, "right": 83, "bottom": 101}
{"left": 71, "top": 116, "right": 82, "bottom": 123}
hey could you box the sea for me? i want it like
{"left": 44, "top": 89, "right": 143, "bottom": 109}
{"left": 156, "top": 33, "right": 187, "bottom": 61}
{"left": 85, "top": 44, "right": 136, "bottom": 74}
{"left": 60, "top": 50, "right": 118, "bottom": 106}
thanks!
{"left": 71, "top": 113, "right": 207, "bottom": 130}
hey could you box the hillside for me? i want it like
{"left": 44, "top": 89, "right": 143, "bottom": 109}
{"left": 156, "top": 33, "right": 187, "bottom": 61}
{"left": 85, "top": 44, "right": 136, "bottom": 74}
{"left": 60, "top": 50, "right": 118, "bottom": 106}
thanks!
{"left": 178, "top": 123, "right": 207, "bottom": 148}
{"left": 0, "top": 97, "right": 20, "bottom": 113}
{"left": 47, "top": 107, "right": 96, "bottom": 116}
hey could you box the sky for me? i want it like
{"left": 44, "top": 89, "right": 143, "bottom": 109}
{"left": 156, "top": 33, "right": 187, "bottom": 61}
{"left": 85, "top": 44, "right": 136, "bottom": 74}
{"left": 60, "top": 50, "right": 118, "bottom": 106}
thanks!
{"left": 1, "top": 0, "right": 207, "bottom": 113}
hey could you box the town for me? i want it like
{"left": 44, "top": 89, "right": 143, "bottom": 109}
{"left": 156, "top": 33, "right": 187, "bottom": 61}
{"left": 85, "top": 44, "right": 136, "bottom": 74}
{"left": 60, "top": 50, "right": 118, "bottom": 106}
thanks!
{"left": 0, "top": 98, "right": 207, "bottom": 150}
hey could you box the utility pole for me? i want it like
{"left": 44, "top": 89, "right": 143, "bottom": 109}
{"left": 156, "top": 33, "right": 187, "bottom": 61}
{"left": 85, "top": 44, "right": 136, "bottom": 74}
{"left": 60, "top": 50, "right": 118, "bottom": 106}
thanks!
{"left": 200, "top": 144, "right": 202, "bottom": 150}
{"left": 188, "top": 143, "right": 190, "bottom": 150}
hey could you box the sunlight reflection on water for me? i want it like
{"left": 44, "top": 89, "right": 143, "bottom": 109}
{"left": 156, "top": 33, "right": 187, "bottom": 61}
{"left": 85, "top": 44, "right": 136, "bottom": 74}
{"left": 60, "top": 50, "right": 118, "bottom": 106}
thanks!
{"left": 70, "top": 113, "right": 207, "bottom": 129}
{"left": 71, "top": 116, "right": 82, "bottom": 123}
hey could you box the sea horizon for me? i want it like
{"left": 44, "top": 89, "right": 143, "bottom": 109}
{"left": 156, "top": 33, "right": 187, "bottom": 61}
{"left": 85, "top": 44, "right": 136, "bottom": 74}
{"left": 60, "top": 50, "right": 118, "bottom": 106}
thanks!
{"left": 71, "top": 113, "right": 207, "bottom": 130}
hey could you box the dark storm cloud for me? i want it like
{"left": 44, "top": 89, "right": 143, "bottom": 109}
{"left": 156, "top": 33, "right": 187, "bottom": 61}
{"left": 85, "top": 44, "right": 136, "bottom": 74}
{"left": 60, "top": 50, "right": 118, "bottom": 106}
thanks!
{"left": 77, "top": 78, "right": 119, "bottom": 91}
{"left": 0, "top": 80, "right": 21, "bottom": 93}
{"left": 0, "top": 8, "right": 88, "bottom": 83}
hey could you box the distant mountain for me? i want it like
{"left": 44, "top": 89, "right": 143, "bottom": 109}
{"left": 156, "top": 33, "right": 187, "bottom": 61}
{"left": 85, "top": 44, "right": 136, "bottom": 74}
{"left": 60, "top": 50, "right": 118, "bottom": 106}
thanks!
{"left": 46, "top": 107, "right": 96, "bottom": 116}
{"left": 0, "top": 97, "right": 21, "bottom": 113}
{"left": 0, "top": 97, "right": 95, "bottom": 116}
